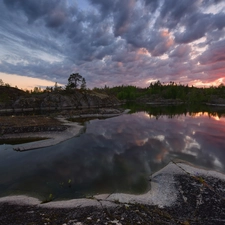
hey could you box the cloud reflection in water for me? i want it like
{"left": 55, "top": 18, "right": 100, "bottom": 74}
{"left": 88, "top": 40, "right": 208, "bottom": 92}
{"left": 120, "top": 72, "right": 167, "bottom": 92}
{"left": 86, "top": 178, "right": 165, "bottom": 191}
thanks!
{"left": 0, "top": 111, "right": 225, "bottom": 199}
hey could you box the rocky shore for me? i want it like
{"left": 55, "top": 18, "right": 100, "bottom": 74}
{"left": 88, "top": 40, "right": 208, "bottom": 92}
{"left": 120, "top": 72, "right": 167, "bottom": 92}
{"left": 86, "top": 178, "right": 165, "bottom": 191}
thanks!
{"left": 0, "top": 162, "right": 225, "bottom": 224}
{"left": 0, "top": 107, "right": 126, "bottom": 151}
{"left": 0, "top": 87, "right": 121, "bottom": 115}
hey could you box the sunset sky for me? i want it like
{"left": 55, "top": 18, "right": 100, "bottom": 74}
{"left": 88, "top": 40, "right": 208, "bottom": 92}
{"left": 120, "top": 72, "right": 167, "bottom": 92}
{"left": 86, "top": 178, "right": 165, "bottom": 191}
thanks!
{"left": 0, "top": 0, "right": 225, "bottom": 89}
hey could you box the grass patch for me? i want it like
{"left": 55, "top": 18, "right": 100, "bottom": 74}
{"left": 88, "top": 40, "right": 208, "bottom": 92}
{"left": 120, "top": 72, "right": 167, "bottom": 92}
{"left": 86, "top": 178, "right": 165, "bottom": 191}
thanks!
{"left": 41, "top": 193, "right": 54, "bottom": 204}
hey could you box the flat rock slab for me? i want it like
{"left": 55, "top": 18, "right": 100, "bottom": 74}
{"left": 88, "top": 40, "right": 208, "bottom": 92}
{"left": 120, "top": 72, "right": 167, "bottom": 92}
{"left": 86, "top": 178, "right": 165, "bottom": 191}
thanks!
{"left": 0, "top": 110, "right": 128, "bottom": 151}
{"left": 0, "top": 162, "right": 225, "bottom": 224}
{"left": 0, "top": 117, "right": 84, "bottom": 151}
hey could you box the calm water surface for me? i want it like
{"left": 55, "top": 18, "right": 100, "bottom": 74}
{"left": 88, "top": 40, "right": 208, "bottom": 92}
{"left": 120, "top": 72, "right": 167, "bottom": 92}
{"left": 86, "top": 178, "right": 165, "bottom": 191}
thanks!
{"left": 0, "top": 108, "right": 225, "bottom": 201}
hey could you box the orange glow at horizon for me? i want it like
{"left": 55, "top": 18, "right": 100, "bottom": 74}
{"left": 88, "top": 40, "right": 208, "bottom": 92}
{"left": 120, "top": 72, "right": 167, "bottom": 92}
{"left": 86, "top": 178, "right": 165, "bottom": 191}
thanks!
{"left": 189, "top": 77, "right": 225, "bottom": 88}
{"left": 190, "top": 112, "right": 225, "bottom": 122}
{"left": 0, "top": 72, "right": 64, "bottom": 90}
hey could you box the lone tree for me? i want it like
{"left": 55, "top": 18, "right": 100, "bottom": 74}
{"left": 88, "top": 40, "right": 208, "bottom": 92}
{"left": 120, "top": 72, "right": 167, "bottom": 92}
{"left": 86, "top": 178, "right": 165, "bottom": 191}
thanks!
{"left": 66, "top": 73, "right": 83, "bottom": 89}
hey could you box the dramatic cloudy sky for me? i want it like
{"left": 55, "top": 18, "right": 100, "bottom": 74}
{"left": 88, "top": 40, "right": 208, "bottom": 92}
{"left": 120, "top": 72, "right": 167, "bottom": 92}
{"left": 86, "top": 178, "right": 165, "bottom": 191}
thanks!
{"left": 0, "top": 0, "right": 225, "bottom": 89}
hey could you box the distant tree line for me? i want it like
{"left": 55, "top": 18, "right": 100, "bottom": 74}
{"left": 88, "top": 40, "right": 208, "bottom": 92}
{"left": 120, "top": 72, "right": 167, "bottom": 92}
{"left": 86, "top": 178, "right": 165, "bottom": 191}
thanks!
{"left": 94, "top": 80, "right": 225, "bottom": 104}
{"left": 2, "top": 75, "right": 225, "bottom": 104}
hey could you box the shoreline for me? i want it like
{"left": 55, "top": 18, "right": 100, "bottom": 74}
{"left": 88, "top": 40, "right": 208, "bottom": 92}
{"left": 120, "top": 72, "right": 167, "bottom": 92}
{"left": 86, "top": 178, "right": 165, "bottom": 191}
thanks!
{"left": 1, "top": 161, "right": 225, "bottom": 208}
{"left": 0, "top": 109, "right": 129, "bottom": 151}
{"left": 1, "top": 162, "right": 225, "bottom": 224}
{"left": 1, "top": 109, "right": 225, "bottom": 223}
{"left": 1, "top": 117, "right": 84, "bottom": 151}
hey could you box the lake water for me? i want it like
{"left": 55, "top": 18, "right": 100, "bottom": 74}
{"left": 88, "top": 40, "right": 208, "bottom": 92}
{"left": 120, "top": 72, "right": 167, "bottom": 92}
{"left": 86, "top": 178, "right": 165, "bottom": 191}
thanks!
{"left": 0, "top": 105, "right": 225, "bottom": 201}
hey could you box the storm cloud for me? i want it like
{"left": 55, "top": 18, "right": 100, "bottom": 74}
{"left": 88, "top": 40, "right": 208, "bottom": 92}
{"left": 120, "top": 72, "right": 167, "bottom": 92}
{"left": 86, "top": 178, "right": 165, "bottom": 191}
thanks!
{"left": 0, "top": 0, "right": 225, "bottom": 88}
